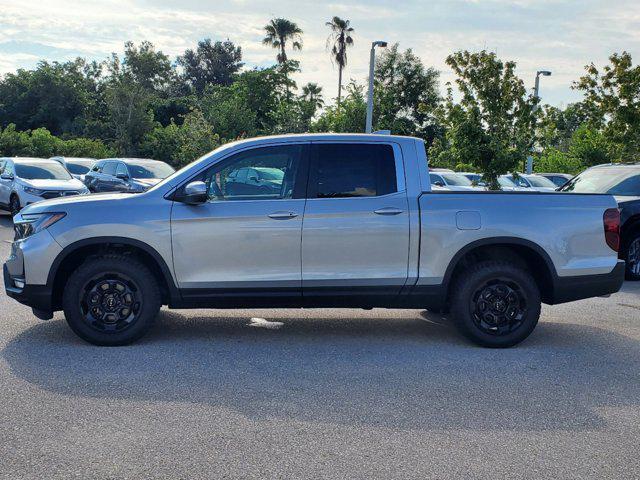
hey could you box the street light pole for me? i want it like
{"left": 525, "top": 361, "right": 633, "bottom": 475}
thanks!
{"left": 526, "top": 70, "right": 552, "bottom": 173}
{"left": 365, "top": 40, "right": 387, "bottom": 134}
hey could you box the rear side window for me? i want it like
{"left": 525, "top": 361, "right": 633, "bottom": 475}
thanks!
{"left": 312, "top": 143, "right": 397, "bottom": 198}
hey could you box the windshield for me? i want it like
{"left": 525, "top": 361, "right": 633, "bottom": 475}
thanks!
{"left": 560, "top": 167, "right": 640, "bottom": 196}
{"left": 525, "top": 175, "right": 557, "bottom": 188}
{"left": 255, "top": 168, "right": 284, "bottom": 181}
{"left": 441, "top": 173, "right": 473, "bottom": 186}
{"left": 127, "top": 161, "right": 175, "bottom": 179}
{"left": 15, "top": 162, "right": 72, "bottom": 180}
{"left": 499, "top": 176, "right": 517, "bottom": 187}
{"left": 66, "top": 161, "right": 92, "bottom": 175}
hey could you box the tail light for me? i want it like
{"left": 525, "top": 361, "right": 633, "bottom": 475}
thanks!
{"left": 603, "top": 208, "right": 620, "bottom": 252}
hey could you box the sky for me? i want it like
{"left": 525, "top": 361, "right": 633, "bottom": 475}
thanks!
{"left": 0, "top": 0, "right": 639, "bottom": 107}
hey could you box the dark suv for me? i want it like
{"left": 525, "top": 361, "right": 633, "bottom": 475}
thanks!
{"left": 84, "top": 158, "right": 175, "bottom": 193}
{"left": 560, "top": 163, "right": 640, "bottom": 280}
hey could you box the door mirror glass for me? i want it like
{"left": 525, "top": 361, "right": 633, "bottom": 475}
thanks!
{"left": 180, "top": 181, "right": 208, "bottom": 204}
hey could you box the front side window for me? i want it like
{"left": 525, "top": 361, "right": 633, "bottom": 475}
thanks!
{"left": 201, "top": 145, "right": 302, "bottom": 201}
{"left": 430, "top": 174, "right": 445, "bottom": 185}
{"left": 127, "top": 161, "right": 175, "bottom": 179}
{"left": 313, "top": 143, "right": 397, "bottom": 198}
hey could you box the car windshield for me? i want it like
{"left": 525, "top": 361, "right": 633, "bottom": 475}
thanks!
{"left": 66, "top": 161, "right": 92, "bottom": 175}
{"left": 560, "top": 167, "right": 640, "bottom": 196}
{"left": 127, "top": 161, "right": 175, "bottom": 179}
{"left": 15, "top": 162, "right": 72, "bottom": 180}
{"left": 499, "top": 176, "right": 517, "bottom": 187}
{"left": 255, "top": 168, "right": 284, "bottom": 181}
{"left": 525, "top": 175, "right": 557, "bottom": 188}
{"left": 441, "top": 173, "right": 473, "bottom": 186}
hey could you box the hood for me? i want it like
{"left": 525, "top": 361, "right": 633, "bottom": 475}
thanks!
{"left": 21, "top": 192, "right": 133, "bottom": 214}
{"left": 20, "top": 178, "right": 86, "bottom": 191}
{"left": 131, "top": 178, "right": 162, "bottom": 188}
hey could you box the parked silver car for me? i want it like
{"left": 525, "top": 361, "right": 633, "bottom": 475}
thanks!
{"left": 0, "top": 157, "right": 89, "bottom": 215}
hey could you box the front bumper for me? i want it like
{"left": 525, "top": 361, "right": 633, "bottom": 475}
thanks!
{"left": 4, "top": 263, "right": 53, "bottom": 313}
{"left": 551, "top": 260, "right": 626, "bottom": 304}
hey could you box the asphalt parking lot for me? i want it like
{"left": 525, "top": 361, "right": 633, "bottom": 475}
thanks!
{"left": 0, "top": 211, "right": 639, "bottom": 479}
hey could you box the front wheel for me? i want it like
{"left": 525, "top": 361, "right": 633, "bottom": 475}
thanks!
{"left": 623, "top": 231, "right": 640, "bottom": 281}
{"left": 62, "top": 255, "right": 161, "bottom": 346}
{"left": 450, "top": 260, "right": 541, "bottom": 348}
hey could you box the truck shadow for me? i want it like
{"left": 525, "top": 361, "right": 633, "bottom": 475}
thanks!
{"left": 3, "top": 309, "right": 639, "bottom": 432}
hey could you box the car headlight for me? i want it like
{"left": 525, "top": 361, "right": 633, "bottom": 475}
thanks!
{"left": 13, "top": 212, "right": 66, "bottom": 240}
{"left": 22, "top": 185, "right": 45, "bottom": 196}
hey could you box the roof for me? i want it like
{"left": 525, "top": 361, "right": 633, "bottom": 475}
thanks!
{"left": 102, "top": 158, "right": 166, "bottom": 164}
{"left": 1, "top": 157, "right": 62, "bottom": 164}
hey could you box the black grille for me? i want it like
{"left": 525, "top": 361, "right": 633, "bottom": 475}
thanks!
{"left": 41, "top": 191, "right": 81, "bottom": 199}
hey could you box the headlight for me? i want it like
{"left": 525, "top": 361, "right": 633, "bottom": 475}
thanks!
{"left": 14, "top": 212, "right": 66, "bottom": 240}
{"left": 22, "top": 185, "right": 45, "bottom": 196}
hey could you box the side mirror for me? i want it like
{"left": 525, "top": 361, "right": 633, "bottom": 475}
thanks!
{"left": 1, "top": 173, "right": 13, "bottom": 180}
{"left": 248, "top": 175, "right": 259, "bottom": 183}
{"left": 434, "top": 181, "right": 444, "bottom": 187}
{"left": 116, "top": 172, "right": 129, "bottom": 180}
{"left": 180, "top": 181, "right": 208, "bottom": 205}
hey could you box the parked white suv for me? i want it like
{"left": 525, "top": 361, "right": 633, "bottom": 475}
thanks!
{"left": 0, "top": 158, "right": 89, "bottom": 215}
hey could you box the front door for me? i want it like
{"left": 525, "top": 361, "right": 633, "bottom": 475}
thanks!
{"left": 171, "top": 143, "right": 309, "bottom": 302}
{"left": 302, "top": 142, "right": 410, "bottom": 298}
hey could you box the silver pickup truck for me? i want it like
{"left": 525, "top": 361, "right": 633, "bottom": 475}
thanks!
{"left": 4, "top": 134, "right": 625, "bottom": 347}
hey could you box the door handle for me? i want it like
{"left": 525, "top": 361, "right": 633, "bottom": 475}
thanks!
{"left": 268, "top": 211, "right": 298, "bottom": 220}
{"left": 374, "top": 207, "right": 403, "bottom": 215}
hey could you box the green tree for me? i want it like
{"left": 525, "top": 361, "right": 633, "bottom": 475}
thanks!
{"left": 313, "top": 82, "right": 366, "bottom": 133}
{"left": 433, "top": 50, "right": 537, "bottom": 188}
{"left": 534, "top": 149, "right": 582, "bottom": 174}
{"left": 141, "top": 110, "right": 220, "bottom": 167}
{"left": 262, "top": 18, "right": 303, "bottom": 64}
{"left": 105, "top": 73, "right": 154, "bottom": 155}
{"left": 0, "top": 59, "right": 99, "bottom": 135}
{"left": 326, "top": 16, "right": 354, "bottom": 107}
{"left": 122, "top": 41, "right": 173, "bottom": 92}
{"left": 177, "top": 39, "right": 243, "bottom": 94}
{"left": 574, "top": 51, "right": 640, "bottom": 161}
{"left": 373, "top": 43, "right": 441, "bottom": 140}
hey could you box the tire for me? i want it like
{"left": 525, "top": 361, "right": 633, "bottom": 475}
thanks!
{"left": 9, "top": 194, "right": 21, "bottom": 216}
{"left": 450, "top": 260, "right": 541, "bottom": 348}
{"left": 62, "top": 255, "right": 161, "bottom": 346}
{"left": 623, "top": 230, "right": 640, "bottom": 281}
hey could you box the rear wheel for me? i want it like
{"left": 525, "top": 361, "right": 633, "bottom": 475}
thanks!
{"left": 9, "top": 195, "right": 20, "bottom": 216}
{"left": 62, "top": 255, "right": 161, "bottom": 346}
{"left": 450, "top": 260, "right": 541, "bottom": 348}
{"left": 624, "top": 230, "right": 640, "bottom": 281}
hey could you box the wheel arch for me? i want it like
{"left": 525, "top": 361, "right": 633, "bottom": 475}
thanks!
{"left": 442, "top": 237, "right": 557, "bottom": 305}
{"left": 48, "top": 237, "right": 179, "bottom": 310}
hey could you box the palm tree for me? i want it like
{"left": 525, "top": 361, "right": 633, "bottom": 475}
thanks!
{"left": 301, "top": 82, "right": 324, "bottom": 110}
{"left": 326, "top": 16, "right": 354, "bottom": 107}
{"left": 262, "top": 18, "right": 303, "bottom": 64}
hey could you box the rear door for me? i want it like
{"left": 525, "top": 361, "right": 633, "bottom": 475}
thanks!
{"left": 301, "top": 142, "right": 410, "bottom": 298}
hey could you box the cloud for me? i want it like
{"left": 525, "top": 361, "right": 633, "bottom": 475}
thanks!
{"left": 0, "top": 0, "right": 638, "bottom": 106}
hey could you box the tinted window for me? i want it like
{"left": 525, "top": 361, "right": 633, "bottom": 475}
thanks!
{"left": 67, "top": 162, "right": 91, "bottom": 175}
{"left": 201, "top": 145, "right": 302, "bottom": 201}
{"left": 314, "top": 144, "right": 397, "bottom": 198}
{"left": 15, "top": 162, "right": 72, "bottom": 180}
{"left": 127, "top": 161, "right": 175, "bottom": 179}
{"left": 102, "top": 162, "right": 117, "bottom": 176}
